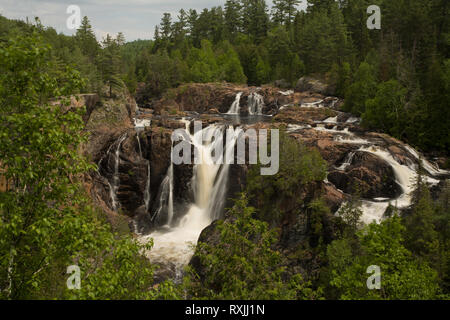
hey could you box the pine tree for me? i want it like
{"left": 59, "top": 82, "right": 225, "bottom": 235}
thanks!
{"left": 99, "top": 34, "right": 124, "bottom": 97}
{"left": 272, "top": 0, "right": 301, "bottom": 26}
{"left": 160, "top": 13, "right": 172, "bottom": 41}
{"left": 75, "top": 16, "right": 99, "bottom": 61}
{"left": 224, "top": 0, "right": 242, "bottom": 40}
{"left": 404, "top": 170, "right": 440, "bottom": 264}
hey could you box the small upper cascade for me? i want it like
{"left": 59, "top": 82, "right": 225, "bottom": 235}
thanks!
{"left": 247, "top": 92, "right": 265, "bottom": 115}
{"left": 134, "top": 118, "right": 151, "bottom": 128}
{"left": 227, "top": 92, "right": 242, "bottom": 114}
{"left": 324, "top": 116, "right": 338, "bottom": 123}
{"left": 300, "top": 99, "right": 324, "bottom": 108}
{"left": 279, "top": 90, "right": 294, "bottom": 96}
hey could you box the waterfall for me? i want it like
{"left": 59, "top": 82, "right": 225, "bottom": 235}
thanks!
{"left": 336, "top": 152, "right": 355, "bottom": 171}
{"left": 144, "top": 162, "right": 151, "bottom": 212}
{"left": 152, "top": 147, "right": 174, "bottom": 226}
{"left": 248, "top": 92, "right": 265, "bottom": 115}
{"left": 300, "top": 99, "right": 324, "bottom": 108}
{"left": 136, "top": 132, "right": 143, "bottom": 158}
{"left": 108, "top": 134, "right": 127, "bottom": 212}
{"left": 324, "top": 116, "right": 338, "bottom": 123}
{"left": 140, "top": 123, "right": 240, "bottom": 278}
{"left": 227, "top": 92, "right": 242, "bottom": 114}
{"left": 337, "top": 145, "right": 440, "bottom": 224}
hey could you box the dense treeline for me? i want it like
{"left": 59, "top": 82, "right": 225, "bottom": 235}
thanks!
{"left": 130, "top": 0, "right": 448, "bottom": 154}
{"left": 1, "top": 0, "right": 448, "bottom": 154}
{"left": 0, "top": 0, "right": 449, "bottom": 300}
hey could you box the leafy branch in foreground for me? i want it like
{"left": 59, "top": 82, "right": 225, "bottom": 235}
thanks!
{"left": 0, "top": 33, "right": 177, "bottom": 300}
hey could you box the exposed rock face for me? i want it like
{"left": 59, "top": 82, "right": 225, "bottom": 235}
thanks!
{"left": 274, "top": 79, "right": 292, "bottom": 89}
{"left": 328, "top": 152, "right": 402, "bottom": 198}
{"left": 295, "top": 76, "right": 335, "bottom": 96}
{"left": 139, "top": 83, "right": 337, "bottom": 116}
{"left": 85, "top": 81, "right": 449, "bottom": 285}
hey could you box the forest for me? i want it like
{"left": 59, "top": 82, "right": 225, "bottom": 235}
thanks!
{"left": 0, "top": 0, "right": 449, "bottom": 301}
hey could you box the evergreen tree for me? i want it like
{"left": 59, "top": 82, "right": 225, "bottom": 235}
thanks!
{"left": 224, "top": 0, "right": 242, "bottom": 40}
{"left": 99, "top": 34, "right": 124, "bottom": 97}
{"left": 343, "top": 61, "right": 377, "bottom": 115}
{"left": 185, "top": 194, "right": 319, "bottom": 300}
{"left": 272, "top": 0, "right": 301, "bottom": 26}
{"left": 74, "top": 16, "right": 99, "bottom": 61}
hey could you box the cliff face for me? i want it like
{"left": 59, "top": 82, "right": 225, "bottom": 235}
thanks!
{"left": 143, "top": 82, "right": 341, "bottom": 116}
{"left": 82, "top": 82, "right": 448, "bottom": 281}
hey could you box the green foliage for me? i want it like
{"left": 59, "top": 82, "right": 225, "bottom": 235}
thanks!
{"left": 328, "top": 215, "right": 440, "bottom": 300}
{"left": 247, "top": 128, "right": 327, "bottom": 222}
{"left": 0, "top": 33, "right": 177, "bottom": 300}
{"left": 343, "top": 61, "right": 377, "bottom": 115}
{"left": 184, "top": 194, "right": 319, "bottom": 300}
{"left": 363, "top": 80, "right": 407, "bottom": 138}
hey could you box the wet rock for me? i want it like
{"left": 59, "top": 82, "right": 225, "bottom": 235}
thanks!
{"left": 328, "top": 151, "right": 402, "bottom": 199}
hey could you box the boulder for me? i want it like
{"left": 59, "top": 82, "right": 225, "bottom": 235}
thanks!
{"left": 328, "top": 151, "right": 402, "bottom": 199}
{"left": 295, "top": 77, "right": 334, "bottom": 95}
{"left": 274, "top": 79, "right": 292, "bottom": 89}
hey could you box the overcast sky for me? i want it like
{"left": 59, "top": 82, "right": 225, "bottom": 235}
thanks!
{"left": 0, "top": 0, "right": 308, "bottom": 42}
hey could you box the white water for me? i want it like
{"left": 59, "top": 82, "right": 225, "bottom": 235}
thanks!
{"left": 109, "top": 134, "right": 127, "bottom": 211}
{"left": 279, "top": 90, "right": 294, "bottom": 96}
{"left": 134, "top": 118, "right": 151, "bottom": 128}
{"left": 140, "top": 123, "right": 241, "bottom": 275}
{"left": 136, "top": 132, "right": 143, "bottom": 158}
{"left": 152, "top": 152, "right": 174, "bottom": 226}
{"left": 336, "top": 152, "right": 355, "bottom": 171}
{"left": 227, "top": 92, "right": 242, "bottom": 114}
{"left": 287, "top": 124, "right": 312, "bottom": 133}
{"left": 300, "top": 99, "right": 324, "bottom": 108}
{"left": 248, "top": 92, "right": 265, "bottom": 115}
{"left": 404, "top": 145, "right": 449, "bottom": 176}
{"left": 144, "top": 162, "right": 151, "bottom": 212}
{"left": 324, "top": 116, "right": 338, "bottom": 123}
{"left": 346, "top": 117, "right": 360, "bottom": 124}
{"left": 343, "top": 145, "right": 439, "bottom": 224}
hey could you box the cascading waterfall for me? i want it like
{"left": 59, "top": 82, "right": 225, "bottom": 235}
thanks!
{"left": 336, "top": 145, "right": 441, "bottom": 224}
{"left": 152, "top": 146, "right": 174, "bottom": 226}
{"left": 336, "top": 152, "right": 355, "bottom": 171}
{"left": 248, "top": 92, "right": 265, "bottom": 115}
{"left": 144, "top": 162, "right": 151, "bottom": 212}
{"left": 140, "top": 122, "right": 240, "bottom": 277}
{"left": 108, "top": 134, "right": 127, "bottom": 212}
{"left": 136, "top": 132, "right": 143, "bottom": 158}
{"left": 227, "top": 92, "right": 242, "bottom": 114}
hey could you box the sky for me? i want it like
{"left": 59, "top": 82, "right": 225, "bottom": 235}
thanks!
{"left": 0, "top": 0, "right": 308, "bottom": 42}
{"left": 0, "top": 0, "right": 306, "bottom": 41}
